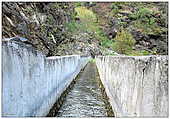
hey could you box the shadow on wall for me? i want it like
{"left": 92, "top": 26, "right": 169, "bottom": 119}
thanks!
{"left": 96, "top": 55, "right": 168, "bottom": 117}
{"left": 2, "top": 37, "right": 90, "bottom": 117}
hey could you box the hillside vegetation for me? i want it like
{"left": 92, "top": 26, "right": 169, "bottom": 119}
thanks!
{"left": 2, "top": 2, "right": 168, "bottom": 56}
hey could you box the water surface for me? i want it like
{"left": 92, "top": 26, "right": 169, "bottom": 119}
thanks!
{"left": 56, "top": 62, "right": 109, "bottom": 117}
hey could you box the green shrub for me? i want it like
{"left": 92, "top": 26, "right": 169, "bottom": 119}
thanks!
{"left": 128, "top": 6, "right": 166, "bottom": 35}
{"left": 129, "top": 7, "right": 152, "bottom": 20}
{"left": 75, "top": 6, "right": 97, "bottom": 23}
{"left": 111, "top": 3, "right": 119, "bottom": 16}
{"left": 140, "top": 50, "right": 150, "bottom": 55}
{"left": 126, "top": 50, "right": 151, "bottom": 56}
{"left": 65, "top": 21, "right": 78, "bottom": 33}
{"left": 101, "top": 39, "right": 113, "bottom": 48}
{"left": 75, "top": 2, "right": 83, "bottom": 7}
{"left": 89, "top": 59, "right": 96, "bottom": 63}
{"left": 133, "top": 20, "right": 164, "bottom": 35}
{"left": 137, "top": 8, "right": 152, "bottom": 18}
{"left": 112, "top": 29, "right": 135, "bottom": 54}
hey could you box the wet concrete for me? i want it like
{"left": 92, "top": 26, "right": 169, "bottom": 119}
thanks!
{"left": 56, "top": 62, "right": 113, "bottom": 117}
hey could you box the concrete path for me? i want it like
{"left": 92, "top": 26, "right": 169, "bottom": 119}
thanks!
{"left": 56, "top": 62, "right": 108, "bottom": 117}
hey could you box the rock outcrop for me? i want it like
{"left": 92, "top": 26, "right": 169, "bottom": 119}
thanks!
{"left": 2, "top": 2, "right": 74, "bottom": 56}
{"left": 2, "top": 2, "right": 168, "bottom": 56}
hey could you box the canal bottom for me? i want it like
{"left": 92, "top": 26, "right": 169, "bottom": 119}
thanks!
{"left": 47, "top": 62, "right": 114, "bottom": 117}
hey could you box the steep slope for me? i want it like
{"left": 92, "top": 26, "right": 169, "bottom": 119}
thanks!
{"left": 92, "top": 2, "right": 168, "bottom": 55}
{"left": 2, "top": 2, "right": 168, "bottom": 56}
{"left": 2, "top": 2, "right": 74, "bottom": 56}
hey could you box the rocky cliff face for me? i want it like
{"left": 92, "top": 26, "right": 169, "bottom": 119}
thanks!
{"left": 2, "top": 2, "right": 74, "bottom": 56}
{"left": 2, "top": 2, "right": 106, "bottom": 57}
{"left": 96, "top": 56, "right": 168, "bottom": 117}
{"left": 2, "top": 2, "right": 168, "bottom": 56}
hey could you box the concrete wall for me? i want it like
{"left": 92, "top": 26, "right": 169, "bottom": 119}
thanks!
{"left": 2, "top": 40, "right": 90, "bottom": 117}
{"left": 96, "top": 56, "right": 168, "bottom": 117}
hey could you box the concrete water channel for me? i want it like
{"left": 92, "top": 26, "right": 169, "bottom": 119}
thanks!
{"left": 47, "top": 62, "right": 114, "bottom": 117}
{"left": 3, "top": 39, "right": 168, "bottom": 117}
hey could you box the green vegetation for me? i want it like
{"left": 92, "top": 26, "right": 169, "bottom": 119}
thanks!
{"left": 65, "top": 6, "right": 112, "bottom": 48}
{"left": 65, "top": 6, "right": 97, "bottom": 33}
{"left": 112, "top": 29, "right": 135, "bottom": 54}
{"left": 100, "top": 39, "right": 113, "bottom": 48}
{"left": 129, "top": 7, "right": 166, "bottom": 35}
{"left": 129, "top": 7, "right": 153, "bottom": 20}
{"left": 64, "top": 3, "right": 167, "bottom": 56}
{"left": 65, "top": 21, "right": 79, "bottom": 33}
{"left": 110, "top": 2, "right": 167, "bottom": 35}
{"left": 46, "top": 15, "right": 54, "bottom": 25}
{"left": 112, "top": 29, "right": 152, "bottom": 56}
{"left": 65, "top": 5, "right": 155, "bottom": 56}
{"left": 126, "top": 50, "right": 151, "bottom": 56}
{"left": 65, "top": 6, "right": 98, "bottom": 33}
{"left": 75, "top": 7, "right": 97, "bottom": 22}
{"left": 132, "top": 20, "right": 166, "bottom": 35}
{"left": 75, "top": 2, "right": 82, "bottom": 7}
{"left": 23, "top": 7, "right": 33, "bottom": 14}
{"left": 3, "top": 2, "right": 167, "bottom": 56}
{"left": 109, "top": 2, "right": 168, "bottom": 55}
{"left": 89, "top": 58, "right": 96, "bottom": 63}
{"left": 111, "top": 3, "right": 120, "bottom": 17}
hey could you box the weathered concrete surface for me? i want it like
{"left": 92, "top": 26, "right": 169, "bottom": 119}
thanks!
{"left": 2, "top": 39, "right": 90, "bottom": 117}
{"left": 96, "top": 56, "right": 168, "bottom": 117}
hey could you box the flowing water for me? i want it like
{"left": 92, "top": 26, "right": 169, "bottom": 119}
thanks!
{"left": 56, "top": 62, "right": 111, "bottom": 117}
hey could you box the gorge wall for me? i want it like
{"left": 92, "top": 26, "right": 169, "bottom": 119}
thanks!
{"left": 2, "top": 38, "right": 89, "bottom": 117}
{"left": 96, "top": 56, "right": 168, "bottom": 117}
